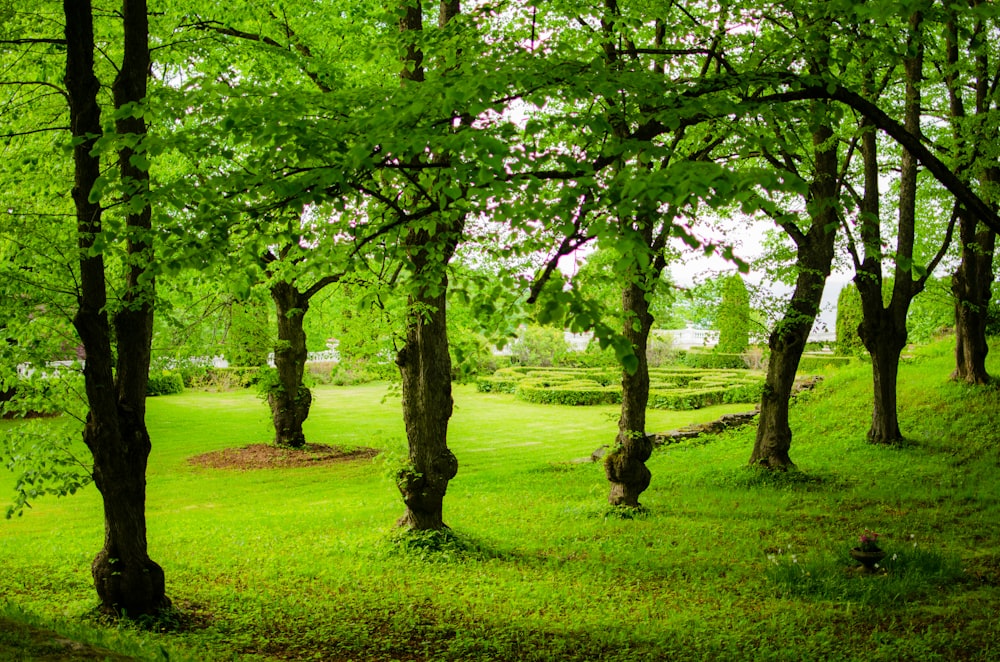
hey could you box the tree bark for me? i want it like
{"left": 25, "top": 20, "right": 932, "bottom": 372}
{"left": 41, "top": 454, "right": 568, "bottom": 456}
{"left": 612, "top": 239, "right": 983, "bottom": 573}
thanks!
{"left": 393, "top": 0, "right": 463, "bottom": 530}
{"left": 952, "top": 211, "right": 995, "bottom": 384}
{"left": 867, "top": 326, "right": 904, "bottom": 443}
{"left": 65, "top": 0, "right": 168, "bottom": 616}
{"left": 749, "top": 122, "right": 838, "bottom": 470}
{"left": 606, "top": 279, "right": 653, "bottom": 507}
{"left": 268, "top": 281, "right": 312, "bottom": 448}
{"left": 395, "top": 230, "right": 460, "bottom": 530}
{"left": 945, "top": 8, "right": 997, "bottom": 385}
{"left": 855, "top": 10, "right": 924, "bottom": 446}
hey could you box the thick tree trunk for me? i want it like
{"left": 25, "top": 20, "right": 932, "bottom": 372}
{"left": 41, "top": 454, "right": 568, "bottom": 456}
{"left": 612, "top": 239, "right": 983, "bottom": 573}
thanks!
{"left": 749, "top": 275, "right": 824, "bottom": 470}
{"left": 268, "top": 281, "right": 312, "bottom": 448}
{"left": 86, "top": 413, "right": 167, "bottom": 616}
{"left": 952, "top": 214, "right": 996, "bottom": 385}
{"left": 395, "top": 266, "right": 459, "bottom": 530}
{"left": 944, "top": 11, "right": 996, "bottom": 386}
{"left": 65, "top": 0, "right": 168, "bottom": 616}
{"left": 606, "top": 279, "right": 653, "bottom": 507}
{"left": 749, "top": 123, "right": 838, "bottom": 470}
{"left": 866, "top": 327, "right": 904, "bottom": 444}
{"left": 856, "top": 10, "right": 923, "bottom": 446}
{"left": 392, "top": 0, "right": 463, "bottom": 531}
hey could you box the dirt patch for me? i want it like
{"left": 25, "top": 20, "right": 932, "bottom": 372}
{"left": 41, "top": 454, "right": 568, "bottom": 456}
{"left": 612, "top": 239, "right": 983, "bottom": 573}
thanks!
{"left": 188, "top": 443, "right": 380, "bottom": 471}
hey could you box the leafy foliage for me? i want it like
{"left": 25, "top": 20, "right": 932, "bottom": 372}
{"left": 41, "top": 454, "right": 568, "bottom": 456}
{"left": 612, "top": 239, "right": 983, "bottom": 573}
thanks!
{"left": 0, "top": 419, "right": 92, "bottom": 519}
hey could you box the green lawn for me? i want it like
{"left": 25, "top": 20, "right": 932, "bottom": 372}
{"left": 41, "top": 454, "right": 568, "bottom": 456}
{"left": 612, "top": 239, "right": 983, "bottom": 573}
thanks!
{"left": 2, "top": 342, "right": 999, "bottom": 660}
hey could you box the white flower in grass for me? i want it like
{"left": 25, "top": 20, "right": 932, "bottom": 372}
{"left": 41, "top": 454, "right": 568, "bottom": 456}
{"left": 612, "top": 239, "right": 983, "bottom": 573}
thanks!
{"left": 892, "top": 553, "right": 898, "bottom": 561}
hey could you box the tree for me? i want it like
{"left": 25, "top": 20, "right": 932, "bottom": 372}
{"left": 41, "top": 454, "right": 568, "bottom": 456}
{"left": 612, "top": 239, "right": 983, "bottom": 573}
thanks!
{"left": 835, "top": 283, "right": 865, "bottom": 356}
{"left": 943, "top": 2, "right": 999, "bottom": 384}
{"left": 850, "top": 5, "right": 954, "bottom": 445}
{"left": 391, "top": 0, "right": 465, "bottom": 530}
{"left": 744, "top": 3, "right": 846, "bottom": 470}
{"left": 62, "top": 0, "right": 169, "bottom": 615}
{"left": 716, "top": 274, "right": 751, "bottom": 354}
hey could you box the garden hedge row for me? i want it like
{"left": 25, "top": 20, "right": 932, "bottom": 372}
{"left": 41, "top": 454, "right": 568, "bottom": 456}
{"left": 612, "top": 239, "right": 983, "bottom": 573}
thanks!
{"left": 477, "top": 366, "right": 764, "bottom": 410}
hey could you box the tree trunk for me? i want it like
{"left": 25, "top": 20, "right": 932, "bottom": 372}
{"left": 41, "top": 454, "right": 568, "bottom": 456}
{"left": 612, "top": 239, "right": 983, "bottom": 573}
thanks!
{"left": 856, "top": 9, "right": 923, "bottom": 446}
{"left": 944, "top": 9, "right": 996, "bottom": 386}
{"left": 65, "top": 0, "right": 168, "bottom": 616}
{"left": 866, "top": 326, "right": 904, "bottom": 444}
{"left": 391, "top": 0, "right": 463, "bottom": 530}
{"left": 952, "top": 214, "right": 996, "bottom": 385}
{"left": 606, "top": 279, "right": 653, "bottom": 507}
{"left": 268, "top": 281, "right": 312, "bottom": 448}
{"left": 395, "top": 258, "right": 459, "bottom": 530}
{"left": 749, "top": 272, "right": 825, "bottom": 470}
{"left": 749, "top": 123, "right": 838, "bottom": 470}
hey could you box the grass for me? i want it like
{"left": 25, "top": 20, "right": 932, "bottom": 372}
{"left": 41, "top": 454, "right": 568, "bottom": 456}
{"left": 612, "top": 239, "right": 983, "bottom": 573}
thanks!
{"left": 1, "top": 338, "right": 999, "bottom": 660}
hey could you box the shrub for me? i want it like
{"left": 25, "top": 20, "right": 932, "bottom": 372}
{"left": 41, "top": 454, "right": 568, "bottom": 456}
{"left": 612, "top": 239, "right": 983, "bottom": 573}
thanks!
{"left": 146, "top": 371, "right": 184, "bottom": 396}
{"left": 516, "top": 381, "right": 620, "bottom": 406}
{"left": 477, "top": 366, "right": 763, "bottom": 410}
{"left": 835, "top": 283, "right": 865, "bottom": 356}
{"left": 679, "top": 351, "right": 747, "bottom": 369}
{"left": 184, "top": 367, "right": 265, "bottom": 390}
{"left": 508, "top": 325, "right": 570, "bottom": 367}
{"left": 328, "top": 358, "right": 396, "bottom": 386}
{"left": 716, "top": 274, "right": 751, "bottom": 353}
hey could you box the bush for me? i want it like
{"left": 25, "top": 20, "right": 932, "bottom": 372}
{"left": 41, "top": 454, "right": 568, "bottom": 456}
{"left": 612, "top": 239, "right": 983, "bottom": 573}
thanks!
{"left": 328, "top": 358, "right": 397, "bottom": 386}
{"left": 679, "top": 351, "right": 747, "bottom": 369}
{"left": 716, "top": 274, "right": 751, "bottom": 354}
{"left": 183, "top": 367, "right": 265, "bottom": 390}
{"left": 509, "top": 325, "right": 570, "bottom": 367}
{"left": 146, "top": 371, "right": 184, "bottom": 396}
{"left": 516, "top": 381, "right": 620, "bottom": 406}
{"left": 835, "top": 283, "right": 865, "bottom": 356}
{"left": 477, "top": 366, "right": 764, "bottom": 410}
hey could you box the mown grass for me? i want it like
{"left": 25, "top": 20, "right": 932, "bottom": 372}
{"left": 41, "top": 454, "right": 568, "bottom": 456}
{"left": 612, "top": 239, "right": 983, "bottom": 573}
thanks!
{"left": 1, "top": 338, "right": 999, "bottom": 660}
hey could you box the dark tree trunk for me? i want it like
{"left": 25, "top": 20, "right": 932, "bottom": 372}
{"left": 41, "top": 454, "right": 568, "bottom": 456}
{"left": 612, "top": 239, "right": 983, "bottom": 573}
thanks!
{"left": 866, "top": 326, "right": 904, "bottom": 443}
{"left": 944, "top": 9, "right": 996, "bottom": 385}
{"left": 268, "top": 281, "right": 312, "bottom": 448}
{"left": 395, "top": 242, "right": 459, "bottom": 530}
{"left": 952, "top": 215, "right": 995, "bottom": 384}
{"left": 65, "top": 0, "right": 168, "bottom": 616}
{"left": 606, "top": 280, "right": 653, "bottom": 507}
{"left": 855, "top": 10, "right": 924, "bottom": 446}
{"left": 391, "top": 0, "right": 463, "bottom": 531}
{"left": 749, "top": 123, "right": 838, "bottom": 470}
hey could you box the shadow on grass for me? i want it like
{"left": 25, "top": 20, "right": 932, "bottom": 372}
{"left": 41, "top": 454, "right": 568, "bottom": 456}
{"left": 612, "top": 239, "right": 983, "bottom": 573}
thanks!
{"left": 764, "top": 544, "right": 964, "bottom": 606}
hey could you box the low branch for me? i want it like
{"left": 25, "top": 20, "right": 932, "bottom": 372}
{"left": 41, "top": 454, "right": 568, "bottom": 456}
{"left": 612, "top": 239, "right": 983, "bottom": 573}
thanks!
{"left": 760, "top": 83, "right": 1000, "bottom": 236}
{"left": 0, "top": 38, "right": 65, "bottom": 45}
{"left": 0, "top": 126, "right": 70, "bottom": 139}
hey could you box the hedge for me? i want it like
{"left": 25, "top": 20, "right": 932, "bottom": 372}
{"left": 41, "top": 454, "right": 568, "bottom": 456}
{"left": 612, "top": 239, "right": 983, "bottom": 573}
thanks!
{"left": 477, "top": 366, "right": 764, "bottom": 410}
{"left": 677, "top": 352, "right": 748, "bottom": 369}
{"left": 147, "top": 371, "right": 184, "bottom": 396}
{"left": 180, "top": 366, "right": 265, "bottom": 390}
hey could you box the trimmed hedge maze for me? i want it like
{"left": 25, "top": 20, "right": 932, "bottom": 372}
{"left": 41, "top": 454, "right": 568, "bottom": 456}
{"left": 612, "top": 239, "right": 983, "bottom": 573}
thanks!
{"left": 476, "top": 366, "right": 765, "bottom": 410}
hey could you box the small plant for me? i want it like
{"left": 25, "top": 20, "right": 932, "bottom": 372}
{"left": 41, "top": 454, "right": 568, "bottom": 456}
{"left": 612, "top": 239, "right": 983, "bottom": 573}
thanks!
{"left": 857, "top": 528, "right": 881, "bottom": 552}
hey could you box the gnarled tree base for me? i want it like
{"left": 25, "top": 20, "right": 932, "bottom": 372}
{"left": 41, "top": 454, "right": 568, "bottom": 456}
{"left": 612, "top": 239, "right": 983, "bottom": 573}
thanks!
{"left": 92, "top": 553, "right": 170, "bottom": 617}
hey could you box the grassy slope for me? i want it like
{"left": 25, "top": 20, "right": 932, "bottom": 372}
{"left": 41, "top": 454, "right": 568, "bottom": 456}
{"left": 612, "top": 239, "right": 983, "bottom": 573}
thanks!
{"left": 0, "top": 340, "right": 998, "bottom": 661}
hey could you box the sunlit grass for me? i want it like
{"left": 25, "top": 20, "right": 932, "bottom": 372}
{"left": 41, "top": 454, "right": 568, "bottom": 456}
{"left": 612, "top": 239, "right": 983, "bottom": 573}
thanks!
{"left": 1, "top": 339, "right": 1000, "bottom": 660}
